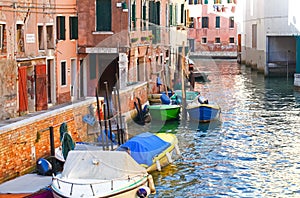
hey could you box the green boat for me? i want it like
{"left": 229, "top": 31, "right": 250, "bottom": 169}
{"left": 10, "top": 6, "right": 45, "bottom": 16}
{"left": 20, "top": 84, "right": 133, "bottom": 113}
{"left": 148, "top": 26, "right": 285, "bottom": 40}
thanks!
{"left": 148, "top": 104, "right": 181, "bottom": 121}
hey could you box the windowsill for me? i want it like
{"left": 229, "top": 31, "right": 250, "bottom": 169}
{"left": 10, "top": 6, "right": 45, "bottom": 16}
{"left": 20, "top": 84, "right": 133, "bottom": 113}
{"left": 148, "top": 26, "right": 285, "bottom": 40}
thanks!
{"left": 92, "top": 31, "right": 114, "bottom": 35}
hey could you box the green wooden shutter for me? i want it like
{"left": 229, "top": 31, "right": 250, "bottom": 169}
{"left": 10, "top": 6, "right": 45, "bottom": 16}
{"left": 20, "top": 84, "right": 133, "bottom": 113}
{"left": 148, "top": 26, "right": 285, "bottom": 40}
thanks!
{"left": 156, "top": 1, "right": 160, "bottom": 25}
{"left": 69, "top": 16, "right": 78, "bottom": 39}
{"left": 204, "top": 0, "right": 208, "bottom": 4}
{"left": 132, "top": 2, "right": 136, "bottom": 29}
{"left": 57, "top": 16, "right": 65, "bottom": 40}
{"left": 169, "top": 4, "right": 173, "bottom": 26}
{"left": 96, "top": 0, "right": 111, "bottom": 31}
{"left": 180, "top": 4, "right": 184, "bottom": 24}
{"left": 149, "top": 1, "right": 155, "bottom": 23}
{"left": 216, "top": 16, "right": 220, "bottom": 28}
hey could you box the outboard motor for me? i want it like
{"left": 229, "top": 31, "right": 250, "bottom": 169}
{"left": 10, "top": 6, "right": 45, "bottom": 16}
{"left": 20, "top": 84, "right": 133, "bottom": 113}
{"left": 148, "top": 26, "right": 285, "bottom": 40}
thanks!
{"left": 36, "top": 158, "right": 52, "bottom": 176}
{"left": 198, "top": 96, "right": 208, "bottom": 104}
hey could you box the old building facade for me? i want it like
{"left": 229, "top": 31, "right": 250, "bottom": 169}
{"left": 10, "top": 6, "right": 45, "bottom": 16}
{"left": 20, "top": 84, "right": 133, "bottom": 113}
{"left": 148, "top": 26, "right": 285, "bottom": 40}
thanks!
{"left": 187, "top": 0, "right": 237, "bottom": 57}
{"left": 240, "top": 0, "right": 300, "bottom": 88}
{"left": 0, "top": 0, "right": 78, "bottom": 120}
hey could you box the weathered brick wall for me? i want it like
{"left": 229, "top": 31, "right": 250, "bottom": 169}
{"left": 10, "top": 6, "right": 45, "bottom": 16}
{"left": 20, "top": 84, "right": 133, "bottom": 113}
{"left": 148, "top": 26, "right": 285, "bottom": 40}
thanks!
{"left": 0, "top": 59, "right": 18, "bottom": 120}
{"left": 0, "top": 98, "right": 101, "bottom": 184}
{"left": 0, "top": 82, "right": 149, "bottom": 184}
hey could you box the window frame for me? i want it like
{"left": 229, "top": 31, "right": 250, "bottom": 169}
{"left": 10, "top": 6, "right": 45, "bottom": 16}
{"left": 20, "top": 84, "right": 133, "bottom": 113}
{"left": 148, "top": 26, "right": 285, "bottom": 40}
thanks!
{"left": 229, "top": 16, "right": 234, "bottom": 28}
{"left": 201, "top": 37, "right": 207, "bottom": 44}
{"left": 202, "top": 17, "right": 209, "bottom": 28}
{"left": 0, "top": 25, "right": 3, "bottom": 50}
{"left": 215, "top": 37, "right": 221, "bottom": 44}
{"left": 38, "top": 25, "right": 45, "bottom": 50}
{"left": 57, "top": 16, "right": 66, "bottom": 40}
{"left": 46, "top": 25, "right": 54, "bottom": 49}
{"left": 61, "top": 61, "right": 67, "bottom": 86}
{"left": 69, "top": 16, "right": 78, "bottom": 40}
{"left": 96, "top": 0, "right": 112, "bottom": 31}
{"left": 215, "top": 16, "right": 220, "bottom": 28}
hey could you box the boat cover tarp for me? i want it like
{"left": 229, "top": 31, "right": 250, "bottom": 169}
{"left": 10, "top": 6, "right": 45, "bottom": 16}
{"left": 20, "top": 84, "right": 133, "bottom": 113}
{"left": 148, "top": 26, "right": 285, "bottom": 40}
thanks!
{"left": 117, "top": 132, "right": 171, "bottom": 166}
{"left": 61, "top": 150, "right": 147, "bottom": 180}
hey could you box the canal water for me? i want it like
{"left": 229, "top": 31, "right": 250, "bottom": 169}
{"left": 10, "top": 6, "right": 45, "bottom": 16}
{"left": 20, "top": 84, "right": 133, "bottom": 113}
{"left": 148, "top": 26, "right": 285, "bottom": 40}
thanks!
{"left": 128, "top": 59, "right": 300, "bottom": 197}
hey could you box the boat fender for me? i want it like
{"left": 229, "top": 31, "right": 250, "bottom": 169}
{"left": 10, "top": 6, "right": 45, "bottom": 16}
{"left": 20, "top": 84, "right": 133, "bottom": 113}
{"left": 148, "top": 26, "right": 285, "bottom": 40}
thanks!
{"left": 156, "top": 160, "right": 161, "bottom": 171}
{"left": 166, "top": 152, "right": 173, "bottom": 163}
{"left": 147, "top": 175, "right": 156, "bottom": 194}
{"left": 175, "top": 144, "right": 181, "bottom": 156}
{"left": 36, "top": 158, "right": 52, "bottom": 176}
{"left": 137, "top": 186, "right": 151, "bottom": 198}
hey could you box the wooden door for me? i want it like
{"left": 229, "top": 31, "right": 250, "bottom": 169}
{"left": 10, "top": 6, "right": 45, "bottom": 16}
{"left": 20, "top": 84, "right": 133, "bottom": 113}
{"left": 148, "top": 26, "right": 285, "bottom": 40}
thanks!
{"left": 18, "top": 66, "right": 28, "bottom": 113}
{"left": 35, "top": 64, "right": 48, "bottom": 111}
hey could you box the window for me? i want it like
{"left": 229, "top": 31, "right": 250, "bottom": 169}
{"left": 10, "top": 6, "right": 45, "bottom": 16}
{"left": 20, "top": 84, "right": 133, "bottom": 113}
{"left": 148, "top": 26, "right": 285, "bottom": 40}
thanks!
{"left": 180, "top": 4, "right": 184, "bottom": 24}
{"left": 202, "top": 37, "right": 207, "bottom": 44}
{"left": 216, "top": 16, "right": 220, "bottom": 28}
{"left": 0, "top": 25, "right": 3, "bottom": 50}
{"left": 252, "top": 24, "right": 257, "bottom": 48}
{"left": 215, "top": 37, "right": 220, "bottom": 43}
{"left": 202, "top": 17, "right": 208, "bottom": 28}
{"left": 17, "top": 24, "right": 24, "bottom": 52}
{"left": 204, "top": 0, "right": 208, "bottom": 4}
{"left": 229, "top": 16, "right": 234, "bottom": 28}
{"left": 214, "top": 0, "right": 221, "bottom": 4}
{"left": 69, "top": 16, "right": 78, "bottom": 40}
{"left": 38, "top": 25, "right": 44, "bottom": 50}
{"left": 57, "top": 16, "right": 65, "bottom": 40}
{"left": 229, "top": 37, "right": 234, "bottom": 44}
{"left": 46, "top": 25, "right": 54, "bottom": 49}
{"left": 96, "top": 0, "right": 111, "bottom": 31}
{"left": 61, "top": 61, "right": 67, "bottom": 86}
{"left": 189, "top": 17, "right": 194, "bottom": 28}
{"left": 132, "top": 2, "right": 136, "bottom": 29}
{"left": 143, "top": 4, "right": 147, "bottom": 29}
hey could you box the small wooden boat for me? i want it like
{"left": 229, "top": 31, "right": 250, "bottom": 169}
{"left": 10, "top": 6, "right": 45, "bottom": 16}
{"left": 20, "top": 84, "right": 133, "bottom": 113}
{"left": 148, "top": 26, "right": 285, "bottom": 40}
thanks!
{"left": 117, "top": 132, "right": 181, "bottom": 172}
{"left": 148, "top": 104, "right": 181, "bottom": 121}
{"left": 186, "top": 96, "right": 221, "bottom": 122}
{"left": 51, "top": 150, "right": 156, "bottom": 198}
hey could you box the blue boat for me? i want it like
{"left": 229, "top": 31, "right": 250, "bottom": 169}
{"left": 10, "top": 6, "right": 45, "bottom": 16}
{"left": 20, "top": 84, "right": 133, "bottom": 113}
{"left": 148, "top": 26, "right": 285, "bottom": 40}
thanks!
{"left": 186, "top": 96, "right": 221, "bottom": 122}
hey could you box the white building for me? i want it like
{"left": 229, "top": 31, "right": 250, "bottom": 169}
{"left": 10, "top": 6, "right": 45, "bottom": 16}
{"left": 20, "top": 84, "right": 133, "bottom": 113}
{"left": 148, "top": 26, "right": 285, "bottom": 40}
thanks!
{"left": 240, "top": 0, "right": 300, "bottom": 86}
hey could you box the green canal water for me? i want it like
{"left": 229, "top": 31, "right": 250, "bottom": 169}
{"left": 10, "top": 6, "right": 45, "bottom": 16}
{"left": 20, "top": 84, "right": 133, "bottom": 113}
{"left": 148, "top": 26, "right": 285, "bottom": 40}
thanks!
{"left": 127, "top": 59, "right": 300, "bottom": 197}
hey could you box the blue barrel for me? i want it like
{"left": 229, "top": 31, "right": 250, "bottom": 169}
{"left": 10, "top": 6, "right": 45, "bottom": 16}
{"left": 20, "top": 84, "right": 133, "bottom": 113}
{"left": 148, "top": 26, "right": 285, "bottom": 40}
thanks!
{"left": 36, "top": 158, "right": 52, "bottom": 176}
{"left": 160, "top": 93, "right": 171, "bottom": 104}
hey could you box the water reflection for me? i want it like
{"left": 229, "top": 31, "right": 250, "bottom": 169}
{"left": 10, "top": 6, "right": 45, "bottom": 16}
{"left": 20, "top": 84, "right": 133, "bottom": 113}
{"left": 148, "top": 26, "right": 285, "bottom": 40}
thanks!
{"left": 128, "top": 59, "right": 300, "bottom": 197}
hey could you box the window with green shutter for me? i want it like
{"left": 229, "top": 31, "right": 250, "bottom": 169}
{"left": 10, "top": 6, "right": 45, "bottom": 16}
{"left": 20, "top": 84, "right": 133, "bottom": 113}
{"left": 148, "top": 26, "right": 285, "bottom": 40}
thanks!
{"left": 132, "top": 2, "right": 136, "bottom": 29}
{"left": 216, "top": 16, "right": 220, "bottom": 28}
{"left": 57, "top": 16, "right": 65, "bottom": 40}
{"left": 202, "top": 17, "right": 208, "bottom": 28}
{"left": 61, "top": 61, "right": 67, "bottom": 86}
{"left": 69, "top": 16, "right": 78, "bottom": 40}
{"left": 143, "top": 4, "right": 146, "bottom": 29}
{"left": 204, "top": 0, "right": 208, "bottom": 4}
{"left": 96, "top": 0, "right": 111, "bottom": 31}
{"left": 180, "top": 4, "right": 184, "bottom": 24}
{"left": 169, "top": 4, "right": 173, "bottom": 25}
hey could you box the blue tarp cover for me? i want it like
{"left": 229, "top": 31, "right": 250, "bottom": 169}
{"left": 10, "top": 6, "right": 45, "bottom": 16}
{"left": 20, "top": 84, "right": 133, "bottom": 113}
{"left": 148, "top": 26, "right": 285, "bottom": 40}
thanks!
{"left": 117, "top": 132, "right": 171, "bottom": 166}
